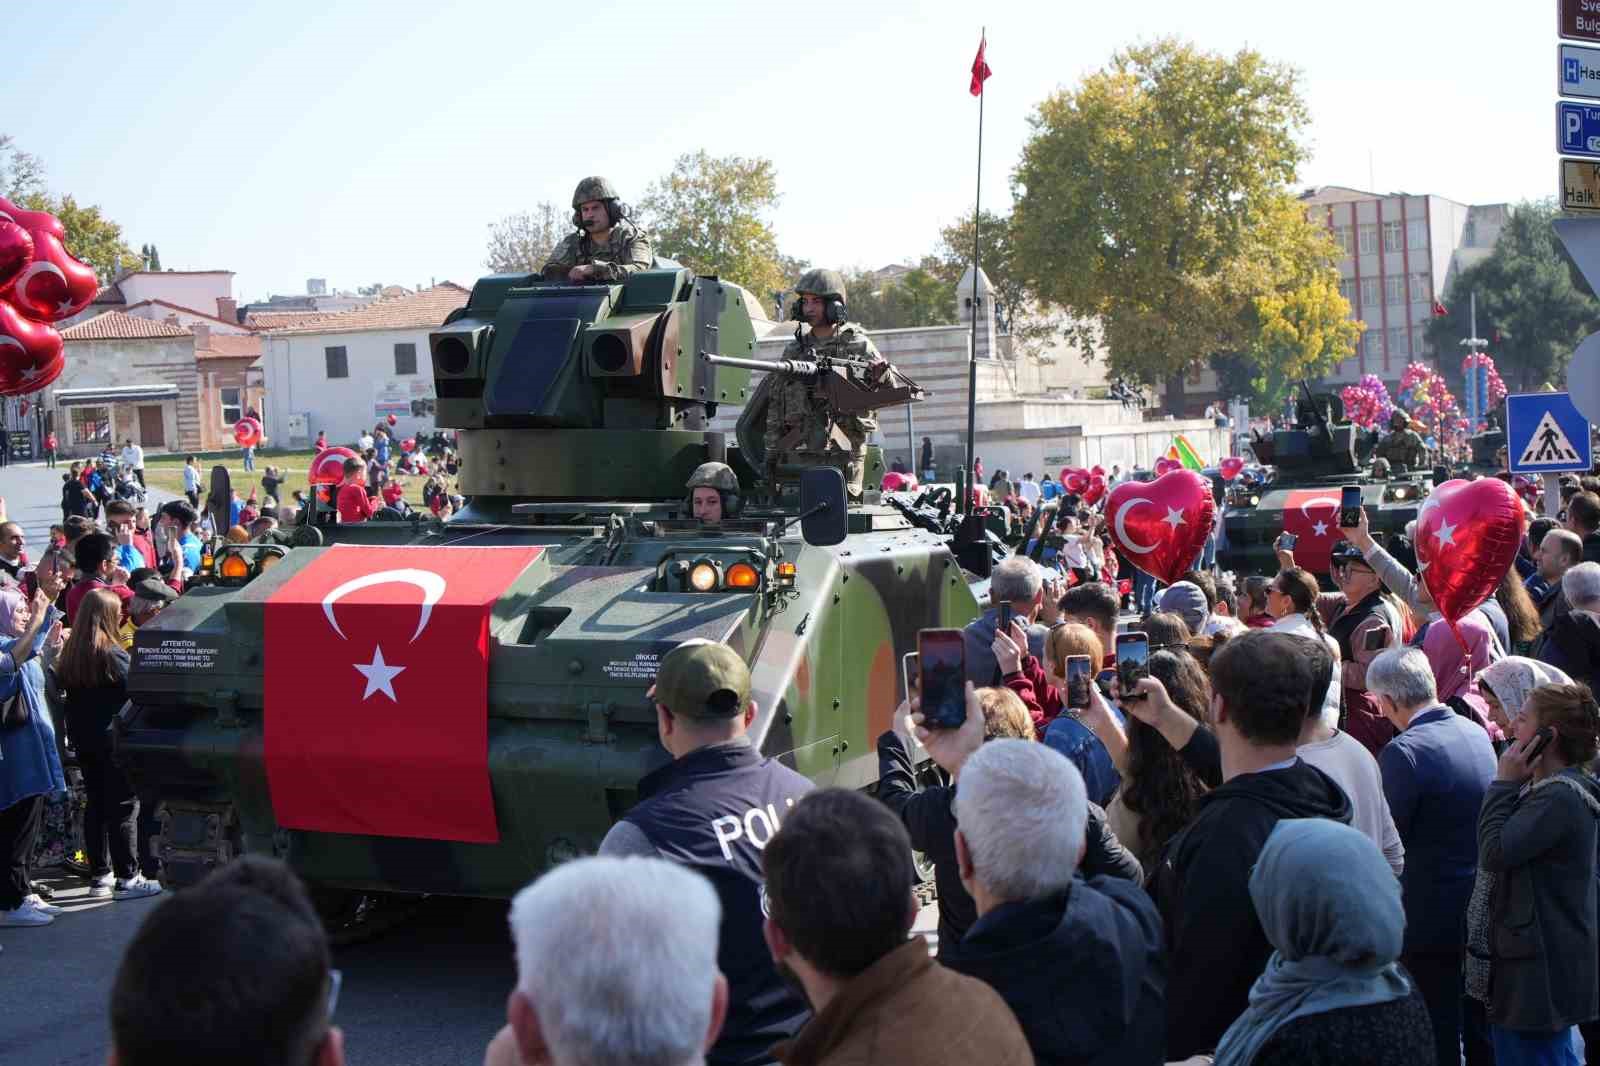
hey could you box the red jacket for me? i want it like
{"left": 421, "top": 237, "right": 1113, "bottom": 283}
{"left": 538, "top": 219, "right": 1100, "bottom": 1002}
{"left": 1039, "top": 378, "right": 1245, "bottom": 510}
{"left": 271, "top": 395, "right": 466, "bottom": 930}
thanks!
{"left": 1001, "top": 655, "right": 1063, "bottom": 738}
{"left": 337, "top": 483, "right": 374, "bottom": 523}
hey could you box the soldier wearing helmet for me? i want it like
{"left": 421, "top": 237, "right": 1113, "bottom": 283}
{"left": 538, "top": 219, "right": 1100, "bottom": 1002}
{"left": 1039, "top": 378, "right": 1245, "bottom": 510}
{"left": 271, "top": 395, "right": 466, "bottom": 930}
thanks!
{"left": 685, "top": 461, "right": 740, "bottom": 525}
{"left": 1375, "top": 409, "right": 1427, "bottom": 472}
{"left": 758, "top": 268, "right": 893, "bottom": 499}
{"left": 539, "top": 176, "right": 654, "bottom": 284}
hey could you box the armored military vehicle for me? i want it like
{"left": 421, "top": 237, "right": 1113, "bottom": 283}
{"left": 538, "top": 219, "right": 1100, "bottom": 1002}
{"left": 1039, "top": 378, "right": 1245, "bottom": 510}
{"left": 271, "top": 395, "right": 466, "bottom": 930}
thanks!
{"left": 1217, "top": 384, "right": 1430, "bottom": 577}
{"left": 116, "top": 266, "right": 975, "bottom": 930}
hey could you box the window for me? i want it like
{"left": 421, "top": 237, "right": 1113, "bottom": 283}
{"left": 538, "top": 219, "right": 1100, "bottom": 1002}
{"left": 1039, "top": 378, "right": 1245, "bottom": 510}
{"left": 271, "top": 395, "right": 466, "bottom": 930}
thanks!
{"left": 1358, "top": 224, "right": 1378, "bottom": 255}
{"left": 1382, "top": 220, "right": 1404, "bottom": 253}
{"left": 1388, "top": 326, "right": 1409, "bottom": 359}
{"left": 1332, "top": 225, "right": 1354, "bottom": 255}
{"left": 1363, "top": 331, "right": 1384, "bottom": 361}
{"left": 325, "top": 345, "right": 348, "bottom": 379}
{"left": 1409, "top": 273, "right": 1430, "bottom": 302}
{"left": 1360, "top": 277, "right": 1380, "bottom": 308}
{"left": 220, "top": 386, "right": 242, "bottom": 426}
{"left": 70, "top": 406, "right": 111, "bottom": 445}
{"left": 1384, "top": 276, "right": 1406, "bottom": 305}
{"left": 1338, "top": 278, "right": 1355, "bottom": 303}
{"left": 394, "top": 342, "right": 417, "bottom": 375}
{"left": 1408, "top": 219, "right": 1428, "bottom": 248}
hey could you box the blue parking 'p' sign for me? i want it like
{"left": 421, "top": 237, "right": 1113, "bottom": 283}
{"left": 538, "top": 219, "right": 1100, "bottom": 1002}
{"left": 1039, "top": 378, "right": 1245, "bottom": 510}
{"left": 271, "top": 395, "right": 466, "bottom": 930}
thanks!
{"left": 1506, "top": 392, "right": 1593, "bottom": 474}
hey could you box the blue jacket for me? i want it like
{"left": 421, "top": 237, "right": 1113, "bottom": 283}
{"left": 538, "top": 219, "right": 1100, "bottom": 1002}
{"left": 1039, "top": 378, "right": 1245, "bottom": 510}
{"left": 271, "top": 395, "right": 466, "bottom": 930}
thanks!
{"left": 1043, "top": 711, "right": 1123, "bottom": 809}
{"left": 1379, "top": 705, "right": 1497, "bottom": 954}
{"left": 0, "top": 608, "right": 65, "bottom": 810}
{"left": 964, "top": 609, "right": 1048, "bottom": 686}
{"left": 942, "top": 877, "right": 1168, "bottom": 1066}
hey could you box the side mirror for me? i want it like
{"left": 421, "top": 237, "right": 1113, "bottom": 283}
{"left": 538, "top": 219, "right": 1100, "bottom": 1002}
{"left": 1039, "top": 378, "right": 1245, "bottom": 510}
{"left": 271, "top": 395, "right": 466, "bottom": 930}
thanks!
{"left": 799, "top": 467, "right": 848, "bottom": 547}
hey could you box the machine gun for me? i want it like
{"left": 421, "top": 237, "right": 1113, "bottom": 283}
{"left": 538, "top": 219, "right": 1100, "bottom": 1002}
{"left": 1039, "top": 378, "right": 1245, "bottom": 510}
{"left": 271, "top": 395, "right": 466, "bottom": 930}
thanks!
{"left": 701, "top": 346, "right": 926, "bottom": 416}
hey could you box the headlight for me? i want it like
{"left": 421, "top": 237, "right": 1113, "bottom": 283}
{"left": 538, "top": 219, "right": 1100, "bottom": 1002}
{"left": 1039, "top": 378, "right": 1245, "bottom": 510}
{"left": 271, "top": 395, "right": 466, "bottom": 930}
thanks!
{"left": 688, "top": 561, "right": 720, "bottom": 592}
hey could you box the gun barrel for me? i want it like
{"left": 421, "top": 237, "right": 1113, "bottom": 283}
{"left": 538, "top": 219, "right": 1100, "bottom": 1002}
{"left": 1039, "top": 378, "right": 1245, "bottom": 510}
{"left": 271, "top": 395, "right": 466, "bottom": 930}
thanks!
{"left": 700, "top": 353, "right": 816, "bottom": 375}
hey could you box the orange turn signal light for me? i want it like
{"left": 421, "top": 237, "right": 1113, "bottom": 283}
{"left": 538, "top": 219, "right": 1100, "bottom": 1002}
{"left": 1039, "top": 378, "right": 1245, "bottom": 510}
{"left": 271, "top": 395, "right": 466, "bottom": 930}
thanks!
{"left": 726, "top": 562, "right": 760, "bottom": 589}
{"left": 219, "top": 554, "right": 252, "bottom": 580}
{"left": 776, "top": 561, "right": 797, "bottom": 588}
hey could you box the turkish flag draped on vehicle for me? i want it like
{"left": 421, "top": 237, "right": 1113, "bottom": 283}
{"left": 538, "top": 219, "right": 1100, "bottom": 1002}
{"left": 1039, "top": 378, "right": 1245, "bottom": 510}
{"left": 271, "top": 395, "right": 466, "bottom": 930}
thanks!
{"left": 1280, "top": 489, "right": 1344, "bottom": 575}
{"left": 264, "top": 545, "right": 544, "bottom": 843}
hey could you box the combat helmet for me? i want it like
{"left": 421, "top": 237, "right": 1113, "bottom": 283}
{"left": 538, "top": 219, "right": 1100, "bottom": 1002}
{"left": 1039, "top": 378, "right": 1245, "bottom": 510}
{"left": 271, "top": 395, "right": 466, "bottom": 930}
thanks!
{"left": 571, "top": 176, "right": 620, "bottom": 208}
{"left": 685, "top": 461, "right": 742, "bottom": 519}
{"left": 794, "top": 268, "right": 848, "bottom": 303}
{"left": 1388, "top": 410, "right": 1409, "bottom": 431}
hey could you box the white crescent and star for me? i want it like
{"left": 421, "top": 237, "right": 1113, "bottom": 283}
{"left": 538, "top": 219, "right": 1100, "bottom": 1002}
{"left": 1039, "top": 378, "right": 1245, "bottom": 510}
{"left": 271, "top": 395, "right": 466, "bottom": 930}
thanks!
{"left": 1299, "top": 495, "right": 1340, "bottom": 539}
{"left": 0, "top": 337, "right": 23, "bottom": 356}
{"left": 1113, "top": 496, "right": 1161, "bottom": 553}
{"left": 319, "top": 568, "right": 448, "bottom": 703}
{"left": 1434, "top": 517, "right": 1457, "bottom": 547}
{"left": 15, "top": 260, "right": 65, "bottom": 301}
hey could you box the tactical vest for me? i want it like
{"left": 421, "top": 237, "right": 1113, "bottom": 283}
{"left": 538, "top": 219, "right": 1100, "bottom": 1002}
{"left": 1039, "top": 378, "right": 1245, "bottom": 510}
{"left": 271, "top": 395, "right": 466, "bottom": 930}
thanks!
{"left": 623, "top": 740, "right": 815, "bottom": 1066}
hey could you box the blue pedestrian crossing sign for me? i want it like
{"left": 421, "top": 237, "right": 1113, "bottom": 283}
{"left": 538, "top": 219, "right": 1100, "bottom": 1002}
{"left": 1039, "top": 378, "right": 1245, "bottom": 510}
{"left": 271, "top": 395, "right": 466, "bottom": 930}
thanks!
{"left": 1506, "top": 392, "right": 1593, "bottom": 474}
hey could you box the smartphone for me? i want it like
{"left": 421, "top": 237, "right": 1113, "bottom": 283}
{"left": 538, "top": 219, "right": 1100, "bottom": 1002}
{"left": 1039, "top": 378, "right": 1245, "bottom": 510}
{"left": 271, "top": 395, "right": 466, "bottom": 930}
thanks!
{"left": 1065, "top": 654, "right": 1093, "bottom": 710}
{"left": 1275, "top": 532, "right": 1298, "bottom": 551}
{"left": 998, "top": 602, "right": 1013, "bottom": 634}
{"left": 1524, "top": 725, "right": 1556, "bottom": 763}
{"left": 901, "top": 651, "right": 919, "bottom": 699}
{"left": 1339, "top": 485, "right": 1363, "bottom": 529}
{"left": 1115, "top": 632, "right": 1150, "bottom": 697}
{"left": 918, "top": 629, "right": 967, "bottom": 729}
{"left": 1364, "top": 624, "right": 1391, "bottom": 652}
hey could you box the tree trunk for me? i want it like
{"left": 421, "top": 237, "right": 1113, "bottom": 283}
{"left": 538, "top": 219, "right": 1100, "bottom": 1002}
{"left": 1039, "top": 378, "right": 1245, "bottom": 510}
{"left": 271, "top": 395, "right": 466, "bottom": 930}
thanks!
{"left": 1165, "top": 368, "right": 1187, "bottom": 417}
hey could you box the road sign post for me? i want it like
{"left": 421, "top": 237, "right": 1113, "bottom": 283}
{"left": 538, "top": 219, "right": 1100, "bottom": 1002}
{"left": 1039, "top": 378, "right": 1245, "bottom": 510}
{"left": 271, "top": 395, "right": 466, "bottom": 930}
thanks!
{"left": 1506, "top": 392, "right": 1593, "bottom": 476}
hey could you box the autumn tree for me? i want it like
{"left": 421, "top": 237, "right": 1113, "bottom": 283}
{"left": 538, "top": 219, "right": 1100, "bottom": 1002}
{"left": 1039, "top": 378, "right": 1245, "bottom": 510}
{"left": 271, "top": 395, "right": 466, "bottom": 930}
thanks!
{"left": 484, "top": 202, "right": 564, "bottom": 274}
{"left": 638, "top": 151, "right": 787, "bottom": 301}
{"left": 1425, "top": 200, "right": 1600, "bottom": 394}
{"left": 2, "top": 134, "right": 141, "bottom": 280}
{"left": 1010, "top": 39, "right": 1354, "bottom": 412}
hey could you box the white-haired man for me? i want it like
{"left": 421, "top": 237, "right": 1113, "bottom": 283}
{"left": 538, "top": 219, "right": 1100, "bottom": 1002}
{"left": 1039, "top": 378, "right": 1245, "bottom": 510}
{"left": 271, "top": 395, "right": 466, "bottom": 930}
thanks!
{"left": 1368, "top": 646, "right": 1496, "bottom": 1066}
{"left": 487, "top": 856, "right": 726, "bottom": 1066}
{"left": 964, "top": 556, "right": 1049, "bottom": 685}
{"left": 935, "top": 735, "right": 1167, "bottom": 1065}
{"left": 1538, "top": 561, "right": 1600, "bottom": 692}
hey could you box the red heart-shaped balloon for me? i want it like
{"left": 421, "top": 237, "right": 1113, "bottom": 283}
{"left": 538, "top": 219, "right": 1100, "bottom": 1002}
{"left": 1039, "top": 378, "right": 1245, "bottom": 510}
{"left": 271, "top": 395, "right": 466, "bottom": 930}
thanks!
{"left": 6, "top": 229, "right": 98, "bottom": 322}
{"left": 0, "top": 220, "right": 34, "bottom": 296}
{"left": 1090, "top": 465, "right": 1105, "bottom": 478}
{"left": 309, "top": 446, "right": 361, "bottom": 485}
{"left": 0, "top": 299, "right": 63, "bottom": 392}
{"left": 1065, "top": 470, "right": 1088, "bottom": 494}
{"left": 1082, "top": 475, "right": 1107, "bottom": 505}
{"left": 1219, "top": 456, "right": 1245, "bottom": 481}
{"left": 1416, "top": 478, "right": 1525, "bottom": 626}
{"left": 1105, "top": 469, "right": 1216, "bottom": 584}
{"left": 0, "top": 351, "right": 64, "bottom": 396}
{"left": 401, "top": 437, "right": 416, "bottom": 453}
{"left": 386, "top": 413, "right": 398, "bottom": 426}
{"left": 233, "top": 417, "right": 262, "bottom": 448}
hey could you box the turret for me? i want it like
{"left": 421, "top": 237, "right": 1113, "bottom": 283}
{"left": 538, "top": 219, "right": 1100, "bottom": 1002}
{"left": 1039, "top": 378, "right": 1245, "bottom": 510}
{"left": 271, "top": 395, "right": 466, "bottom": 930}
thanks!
{"left": 428, "top": 269, "right": 762, "bottom": 510}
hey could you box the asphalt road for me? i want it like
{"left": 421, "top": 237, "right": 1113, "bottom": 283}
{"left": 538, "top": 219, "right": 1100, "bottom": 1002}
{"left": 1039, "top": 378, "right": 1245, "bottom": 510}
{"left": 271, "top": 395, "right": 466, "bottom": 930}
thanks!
{"left": 0, "top": 460, "right": 176, "bottom": 554}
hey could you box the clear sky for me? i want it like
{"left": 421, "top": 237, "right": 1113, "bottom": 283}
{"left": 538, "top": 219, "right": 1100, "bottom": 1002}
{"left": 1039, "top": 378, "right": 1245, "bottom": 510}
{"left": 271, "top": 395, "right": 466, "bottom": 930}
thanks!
{"left": 2, "top": 0, "right": 1557, "bottom": 302}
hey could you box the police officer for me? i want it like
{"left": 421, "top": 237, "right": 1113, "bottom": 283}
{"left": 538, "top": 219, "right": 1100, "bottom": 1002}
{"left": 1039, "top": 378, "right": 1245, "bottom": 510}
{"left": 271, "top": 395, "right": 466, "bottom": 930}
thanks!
{"left": 598, "top": 641, "right": 813, "bottom": 1066}
{"left": 686, "top": 461, "right": 740, "bottom": 525}
{"left": 540, "top": 176, "right": 654, "bottom": 284}
{"left": 762, "top": 269, "right": 891, "bottom": 499}
{"left": 1376, "top": 410, "right": 1427, "bottom": 471}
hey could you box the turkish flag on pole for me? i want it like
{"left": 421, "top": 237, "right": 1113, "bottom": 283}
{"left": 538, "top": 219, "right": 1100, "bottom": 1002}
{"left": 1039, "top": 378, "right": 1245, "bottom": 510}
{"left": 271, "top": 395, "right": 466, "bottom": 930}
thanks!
{"left": 970, "top": 35, "right": 992, "bottom": 96}
{"left": 1280, "top": 489, "right": 1344, "bottom": 575}
{"left": 1432, "top": 301, "right": 1449, "bottom": 317}
{"left": 264, "top": 545, "right": 544, "bottom": 843}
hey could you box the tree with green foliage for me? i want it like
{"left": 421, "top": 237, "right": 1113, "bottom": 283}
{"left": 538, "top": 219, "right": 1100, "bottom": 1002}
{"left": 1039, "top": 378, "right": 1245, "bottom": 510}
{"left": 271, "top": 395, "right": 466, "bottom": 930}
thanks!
{"left": 1010, "top": 39, "right": 1354, "bottom": 412}
{"left": 639, "top": 151, "right": 787, "bottom": 302}
{"left": 0, "top": 135, "right": 45, "bottom": 201}
{"left": 844, "top": 262, "right": 954, "bottom": 330}
{"left": 2, "top": 133, "right": 141, "bottom": 281}
{"left": 1425, "top": 200, "right": 1600, "bottom": 394}
{"left": 484, "top": 202, "right": 564, "bottom": 274}
{"left": 146, "top": 243, "right": 161, "bottom": 271}
{"left": 934, "top": 209, "right": 1065, "bottom": 358}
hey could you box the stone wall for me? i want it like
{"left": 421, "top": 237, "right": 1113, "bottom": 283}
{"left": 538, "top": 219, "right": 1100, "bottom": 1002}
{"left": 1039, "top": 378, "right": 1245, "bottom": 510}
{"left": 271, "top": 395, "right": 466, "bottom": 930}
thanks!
{"left": 51, "top": 337, "right": 199, "bottom": 456}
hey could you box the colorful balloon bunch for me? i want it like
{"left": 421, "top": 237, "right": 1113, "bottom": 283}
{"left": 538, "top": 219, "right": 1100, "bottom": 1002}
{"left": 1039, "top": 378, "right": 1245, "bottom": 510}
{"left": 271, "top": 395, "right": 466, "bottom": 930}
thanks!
{"left": 1339, "top": 374, "right": 1396, "bottom": 430}
{"left": 1460, "top": 351, "right": 1507, "bottom": 431}
{"left": 1397, "top": 362, "right": 1465, "bottom": 447}
{"left": 0, "top": 197, "right": 96, "bottom": 395}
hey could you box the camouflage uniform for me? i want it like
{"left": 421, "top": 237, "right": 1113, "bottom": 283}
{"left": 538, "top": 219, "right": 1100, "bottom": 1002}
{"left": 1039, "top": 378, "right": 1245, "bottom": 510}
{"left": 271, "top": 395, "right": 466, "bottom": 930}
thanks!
{"left": 540, "top": 220, "right": 654, "bottom": 283}
{"left": 1376, "top": 426, "right": 1427, "bottom": 471}
{"left": 763, "top": 322, "right": 886, "bottom": 498}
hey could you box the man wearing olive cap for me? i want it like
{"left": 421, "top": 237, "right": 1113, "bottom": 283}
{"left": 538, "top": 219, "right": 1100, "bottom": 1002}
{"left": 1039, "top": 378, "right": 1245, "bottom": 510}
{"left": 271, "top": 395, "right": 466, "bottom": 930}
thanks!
{"left": 599, "top": 640, "right": 814, "bottom": 1066}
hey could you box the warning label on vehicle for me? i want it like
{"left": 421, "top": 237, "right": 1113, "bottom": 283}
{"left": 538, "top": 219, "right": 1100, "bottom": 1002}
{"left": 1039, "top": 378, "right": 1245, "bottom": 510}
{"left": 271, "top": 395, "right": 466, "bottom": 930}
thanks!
{"left": 132, "top": 635, "right": 226, "bottom": 674}
{"left": 602, "top": 650, "right": 664, "bottom": 681}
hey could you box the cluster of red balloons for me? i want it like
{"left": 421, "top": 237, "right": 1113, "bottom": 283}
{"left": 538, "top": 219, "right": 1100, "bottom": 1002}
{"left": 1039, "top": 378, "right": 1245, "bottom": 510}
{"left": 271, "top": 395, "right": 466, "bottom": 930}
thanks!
{"left": 401, "top": 437, "right": 416, "bottom": 454}
{"left": 233, "top": 417, "right": 262, "bottom": 448}
{"left": 0, "top": 197, "right": 97, "bottom": 395}
{"left": 1058, "top": 465, "right": 1107, "bottom": 504}
{"left": 880, "top": 471, "right": 919, "bottom": 492}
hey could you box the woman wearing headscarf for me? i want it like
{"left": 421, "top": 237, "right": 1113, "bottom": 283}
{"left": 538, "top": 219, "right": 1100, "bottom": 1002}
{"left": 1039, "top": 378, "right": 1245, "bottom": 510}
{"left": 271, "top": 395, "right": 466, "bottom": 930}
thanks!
{"left": 1424, "top": 612, "right": 1505, "bottom": 745}
{"left": 0, "top": 584, "right": 66, "bottom": 927}
{"left": 1212, "top": 819, "right": 1433, "bottom": 1066}
{"left": 1477, "top": 682, "right": 1600, "bottom": 1064}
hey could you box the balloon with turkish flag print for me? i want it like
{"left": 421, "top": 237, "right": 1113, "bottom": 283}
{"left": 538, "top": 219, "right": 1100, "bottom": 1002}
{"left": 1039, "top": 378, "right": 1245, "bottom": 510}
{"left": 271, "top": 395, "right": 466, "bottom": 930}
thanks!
{"left": 233, "top": 417, "right": 263, "bottom": 448}
{"left": 0, "top": 219, "right": 34, "bottom": 296}
{"left": 1219, "top": 456, "right": 1245, "bottom": 480}
{"left": 0, "top": 299, "right": 63, "bottom": 395}
{"left": 1416, "top": 477, "right": 1525, "bottom": 631}
{"left": 1081, "top": 475, "right": 1107, "bottom": 505}
{"left": 1064, "top": 469, "right": 1089, "bottom": 494}
{"left": 386, "top": 413, "right": 398, "bottom": 427}
{"left": 401, "top": 437, "right": 416, "bottom": 453}
{"left": 0, "top": 196, "right": 98, "bottom": 322}
{"left": 309, "top": 446, "right": 361, "bottom": 485}
{"left": 1154, "top": 457, "right": 1180, "bottom": 476}
{"left": 1104, "top": 469, "right": 1216, "bottom": 584}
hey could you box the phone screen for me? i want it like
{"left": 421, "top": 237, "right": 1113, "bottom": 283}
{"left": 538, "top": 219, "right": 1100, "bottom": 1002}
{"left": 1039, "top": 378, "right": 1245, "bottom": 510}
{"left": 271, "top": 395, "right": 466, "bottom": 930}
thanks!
{"left": 998, "top": 602, "right": 1013, "bottom": 633}
{"left": 1339, "top": 485, "right": 1363, "bottom": 528}
{"left": 918, "top": 629, "right": 967, "bottom": 729}
{"left": 1066, "top": 655, "right": 1093, "bottom": 709}
{"left": 1115, "top": 633, "right": 1150, "bottom": 694}
{"left": 1364, "top": 624, "right": 1391, "bottom": 652}
{"left": 901, "top": 652, "right": 919, "bottom": 699}
{"left": 1276, "top": 532, "right": 1298, "bottom": 551}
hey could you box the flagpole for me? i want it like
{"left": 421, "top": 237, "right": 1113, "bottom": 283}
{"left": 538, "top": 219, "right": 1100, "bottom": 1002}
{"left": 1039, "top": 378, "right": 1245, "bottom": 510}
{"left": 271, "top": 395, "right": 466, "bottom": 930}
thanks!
{"left": 964, "top": 29, "right": 984, "bottom": 501}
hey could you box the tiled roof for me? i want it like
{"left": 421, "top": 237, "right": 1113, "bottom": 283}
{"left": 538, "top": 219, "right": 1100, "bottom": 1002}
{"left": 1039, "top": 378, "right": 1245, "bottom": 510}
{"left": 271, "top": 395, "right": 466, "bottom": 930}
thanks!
{"left": 196, "top": 333, "right": 262, "bottom": 360}
{"left": 243, "top": 309, "right": 343, "bottom": 331}
{"left": 60, "top": 311, "right": 192, "bottom": 341}
{"left": 256, "top": 283, "right": 469, "bottom": 336}
{"left": 122, "top": 299, "right": 251, "bottom": 330}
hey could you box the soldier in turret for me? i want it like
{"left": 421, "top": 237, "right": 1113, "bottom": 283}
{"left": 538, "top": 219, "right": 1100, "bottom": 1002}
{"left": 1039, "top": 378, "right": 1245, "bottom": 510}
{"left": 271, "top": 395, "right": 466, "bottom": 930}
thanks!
{"left": 1375, "top": 410, "right": 1427, "bottom": 472}
{"left": 540, "top": 177, "right": 653, "bottom": 284}
{"left": 685, "top": 462, "right": 740, "bottom": 526}
{"left": 763, "top": 269, "right": 892, "bottom": 499}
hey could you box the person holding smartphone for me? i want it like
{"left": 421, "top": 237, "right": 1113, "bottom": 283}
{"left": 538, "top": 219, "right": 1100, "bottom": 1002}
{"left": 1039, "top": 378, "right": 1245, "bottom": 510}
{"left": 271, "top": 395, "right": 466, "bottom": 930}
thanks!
{"left": 1476, "top": 683, "right": 1600, "bottom": 1061}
